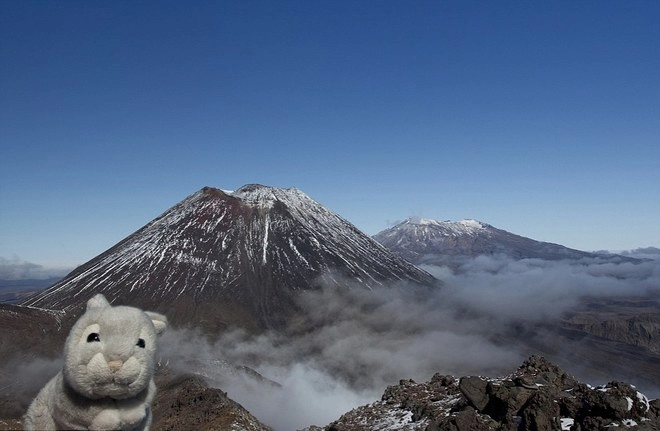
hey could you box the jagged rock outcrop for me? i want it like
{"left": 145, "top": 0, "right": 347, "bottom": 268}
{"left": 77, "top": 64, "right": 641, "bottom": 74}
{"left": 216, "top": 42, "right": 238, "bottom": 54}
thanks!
{"left": 152, "top": 369, "right": 271, "bottom": 431}
{"left": 320, "top": 356, "right": 659, "bottom": 431}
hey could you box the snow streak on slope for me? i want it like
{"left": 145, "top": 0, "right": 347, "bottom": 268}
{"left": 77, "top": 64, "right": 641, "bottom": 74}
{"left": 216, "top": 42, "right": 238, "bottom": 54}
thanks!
{"left": 23, "top": 185, "right": 435, "bottom": 330}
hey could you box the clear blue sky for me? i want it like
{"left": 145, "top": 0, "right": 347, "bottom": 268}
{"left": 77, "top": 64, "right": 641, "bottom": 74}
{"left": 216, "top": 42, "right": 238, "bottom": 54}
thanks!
{"left": 1, "top": 1, "right": 659, "bottom": 268}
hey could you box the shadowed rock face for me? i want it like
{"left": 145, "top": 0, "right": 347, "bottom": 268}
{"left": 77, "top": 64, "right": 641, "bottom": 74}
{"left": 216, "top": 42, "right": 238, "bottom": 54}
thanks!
{"left": 319, "top": 356, "right": 660, "bottom": 431}
{"left": 22, "top": 185, "right": 435, "bottom": 332}
{"left": 563, "top": 297, "right": 660, "bottom": 353}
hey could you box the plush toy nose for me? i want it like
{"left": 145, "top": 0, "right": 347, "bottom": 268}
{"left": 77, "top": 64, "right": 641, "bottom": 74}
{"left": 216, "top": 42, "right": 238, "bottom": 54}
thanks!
{"left": 107, "top": 360, "right": 123, "bottom": 372}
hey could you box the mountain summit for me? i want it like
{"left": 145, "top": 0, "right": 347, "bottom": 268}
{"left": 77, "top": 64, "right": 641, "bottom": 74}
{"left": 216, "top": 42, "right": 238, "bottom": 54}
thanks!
{"left": 23, "top": 185, "right": 435, "bottom": 330}
{"left": 373, "top": 217, "right": 600, "bottom": 265}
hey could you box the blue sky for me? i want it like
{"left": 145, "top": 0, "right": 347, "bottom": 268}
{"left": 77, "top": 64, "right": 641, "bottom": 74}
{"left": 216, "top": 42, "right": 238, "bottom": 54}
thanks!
{"left": 1, "top": 1, "right": 659, "bottom": 268}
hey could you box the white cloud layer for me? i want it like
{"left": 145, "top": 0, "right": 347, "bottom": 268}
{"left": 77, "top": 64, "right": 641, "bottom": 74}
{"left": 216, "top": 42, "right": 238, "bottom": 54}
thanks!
{"left": 0, "top": 256, "right": 72, "bottom": 280}
{"left": 5, "top": 255, "right": 658, "bottom": 430}
{"left": 157, "top": 255, "right": 660, "bottom": 430}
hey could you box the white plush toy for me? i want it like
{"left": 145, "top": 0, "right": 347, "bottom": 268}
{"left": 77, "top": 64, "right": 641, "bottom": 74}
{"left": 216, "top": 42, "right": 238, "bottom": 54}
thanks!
{"left": 24, "top": 294, "right": 167, "bottom": 431}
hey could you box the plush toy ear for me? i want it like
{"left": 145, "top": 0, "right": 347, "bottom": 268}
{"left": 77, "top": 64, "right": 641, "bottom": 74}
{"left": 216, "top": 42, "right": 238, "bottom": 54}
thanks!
{"left": 145, "top": 311, "right": 168, "bottom": 335}
{"left": 86, "top": 294, "right": 111, "bottom": 311}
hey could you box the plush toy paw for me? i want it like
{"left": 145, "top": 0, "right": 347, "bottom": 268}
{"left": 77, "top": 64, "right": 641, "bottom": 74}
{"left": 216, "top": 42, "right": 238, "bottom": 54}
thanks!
{"left": 90, "top": 409, "right": 123, "bottom": 430}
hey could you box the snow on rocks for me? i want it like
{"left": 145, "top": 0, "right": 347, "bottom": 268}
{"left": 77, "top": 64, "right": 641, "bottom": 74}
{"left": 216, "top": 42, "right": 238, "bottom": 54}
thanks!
{"left": 314, "top": 356, "right": 660, "bottom": 431}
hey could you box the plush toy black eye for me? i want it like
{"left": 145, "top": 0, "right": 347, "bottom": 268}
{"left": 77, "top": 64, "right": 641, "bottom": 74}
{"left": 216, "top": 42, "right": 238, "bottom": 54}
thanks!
{"left": 87, "top": 333, "right": 101, "bottom": 343}
{"left": 136, "top": 338, "right": 146, "bottom": 348}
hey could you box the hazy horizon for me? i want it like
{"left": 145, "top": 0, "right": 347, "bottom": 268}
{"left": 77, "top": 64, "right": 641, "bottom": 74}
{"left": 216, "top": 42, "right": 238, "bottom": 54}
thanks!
{"left": 1, "top": 228, "right": 658, "bottom": 277}
{"left": 1, "top": 1, "right": 659, "bottom": 266}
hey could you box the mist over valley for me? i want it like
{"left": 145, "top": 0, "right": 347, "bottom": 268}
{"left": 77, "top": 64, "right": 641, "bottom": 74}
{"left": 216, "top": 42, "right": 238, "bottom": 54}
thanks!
{"left": 1, "top": 186, "right": 659, "bottom": 430}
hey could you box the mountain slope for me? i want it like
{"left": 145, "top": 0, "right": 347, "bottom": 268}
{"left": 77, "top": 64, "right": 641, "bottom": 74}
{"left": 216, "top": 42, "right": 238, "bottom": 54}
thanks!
{"left": 23, "top": 185, "right": 435, "bottom": 331}
{"left": 152, "top": 371, "right": 272, "bottom": 431}
{"left": 374, "top": 218, "right": 619, "bottom": 265}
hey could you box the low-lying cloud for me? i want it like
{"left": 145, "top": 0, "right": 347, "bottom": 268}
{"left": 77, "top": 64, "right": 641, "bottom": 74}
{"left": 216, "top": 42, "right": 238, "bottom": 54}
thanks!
{"left": 421, "top": 255, "right": 660, "bottom": 323}
{"left": 158, "top": 283, "right": 524, "bottom": 430}
{"left": 0, "top": 356, "right": 63, "bottom": 418}
{"left": 0, "top": 256, "right": 72, "bottom": 281}
{"left": 157, "top": 255, "right": 660, "bottom": 430}
{"left": 621, "top": 246, "right": 660, "bottom": 260}
{"left": 6, "top": 254, "right": 659, "bottom": 430}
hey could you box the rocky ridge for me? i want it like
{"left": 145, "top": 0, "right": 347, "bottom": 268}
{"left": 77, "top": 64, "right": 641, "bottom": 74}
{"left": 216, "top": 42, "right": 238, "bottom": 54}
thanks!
{"left": 152, "top": 369, "right": 271, "bottom": 431}
{"left": 310, "top": 356, "right": 659, "bottom": 431}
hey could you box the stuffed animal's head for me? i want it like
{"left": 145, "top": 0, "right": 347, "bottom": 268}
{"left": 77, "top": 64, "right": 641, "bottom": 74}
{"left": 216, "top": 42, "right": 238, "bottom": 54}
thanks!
{"left": 62, "top": 294, "right": 167, "bottom": 400}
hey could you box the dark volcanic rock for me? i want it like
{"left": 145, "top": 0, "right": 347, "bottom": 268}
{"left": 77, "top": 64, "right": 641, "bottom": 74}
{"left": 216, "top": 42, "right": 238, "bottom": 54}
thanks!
{"left": 321, "top": 356, "right": 659, "bottom": 431}
{"left": 22, "top": 185, "right": 436, "bottom": 332}
{"left": 459, "top": 376, "right": 490, "bottom": 412}
{"left": 152, "top": 369, "right": 271, "bottom": 431}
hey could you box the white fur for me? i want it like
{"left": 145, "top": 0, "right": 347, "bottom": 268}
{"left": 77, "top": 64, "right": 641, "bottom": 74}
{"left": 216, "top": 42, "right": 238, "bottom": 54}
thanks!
{"left": 24, "top": 294, "right": 167, "bottom": 431}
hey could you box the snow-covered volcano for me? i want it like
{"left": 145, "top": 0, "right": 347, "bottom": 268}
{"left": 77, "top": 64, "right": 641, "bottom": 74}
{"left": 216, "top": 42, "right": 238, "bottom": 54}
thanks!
{"left": 23, "top": 185, "right": 435, "bottom": 330}
{"left": 373, "top": 217, "right": 601, "bottom": 265}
